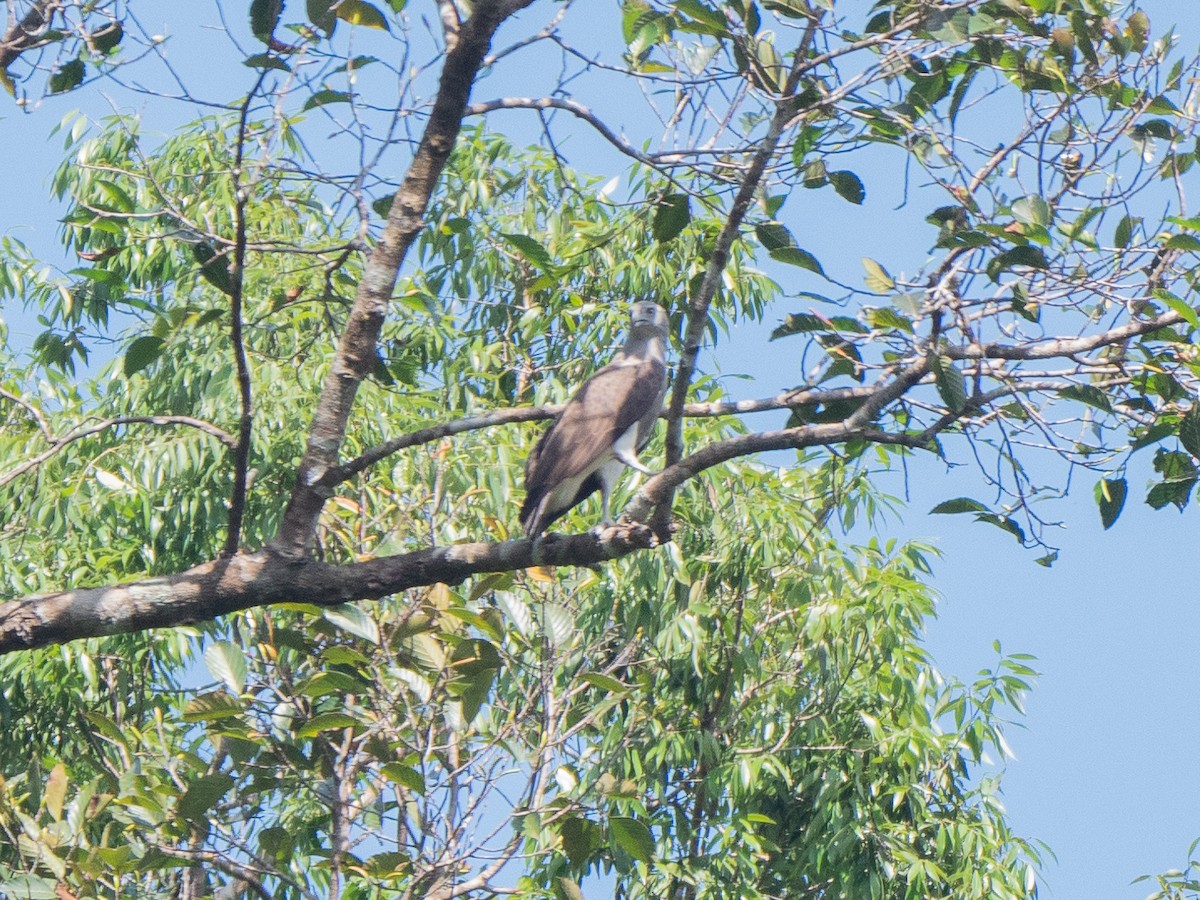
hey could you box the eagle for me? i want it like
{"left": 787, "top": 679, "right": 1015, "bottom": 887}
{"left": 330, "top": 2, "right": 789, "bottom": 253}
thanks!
{"left": 520, "top": 301, "right": 670, "bottom": 538}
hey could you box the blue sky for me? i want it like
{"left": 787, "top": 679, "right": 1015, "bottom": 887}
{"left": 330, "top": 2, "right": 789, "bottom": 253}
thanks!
{"left": 2, "top": 1, "right": 1198, "bottom": 896}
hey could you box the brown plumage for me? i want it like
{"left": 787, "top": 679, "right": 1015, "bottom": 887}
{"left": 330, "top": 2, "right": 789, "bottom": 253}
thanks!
{"left": 520, "top": 302, "right": 670, "bottom": 538}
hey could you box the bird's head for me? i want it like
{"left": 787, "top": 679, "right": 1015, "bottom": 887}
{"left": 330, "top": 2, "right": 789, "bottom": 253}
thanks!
{"left": 629, "top": 301, "right": 669, "bottom": 338}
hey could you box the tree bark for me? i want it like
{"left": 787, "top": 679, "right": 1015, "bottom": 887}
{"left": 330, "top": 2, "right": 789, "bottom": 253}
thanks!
{"left": 273, "top": 0, "right": 534, "bottom": 559}
{"left": 0, "top": 524, "right": 659, "bottom": 654}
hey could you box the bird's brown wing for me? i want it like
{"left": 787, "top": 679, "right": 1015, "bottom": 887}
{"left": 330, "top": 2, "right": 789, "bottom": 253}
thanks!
{"left": 523, "top": 359, "right": 666, "bottom": 507}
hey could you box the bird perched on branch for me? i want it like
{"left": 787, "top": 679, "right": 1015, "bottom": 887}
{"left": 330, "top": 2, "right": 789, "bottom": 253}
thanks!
{"left": 520, "top": 301, "right": 670, "bottom": 538}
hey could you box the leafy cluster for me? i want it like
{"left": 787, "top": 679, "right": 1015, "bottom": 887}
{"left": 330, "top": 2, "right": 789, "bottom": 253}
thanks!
{"left": 8, "top": 0, "right": 1200, "bottom": 896}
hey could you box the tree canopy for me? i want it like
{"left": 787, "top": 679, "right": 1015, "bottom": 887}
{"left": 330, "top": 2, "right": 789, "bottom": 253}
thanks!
{"left": 0, "top": 0, "right": 1197, "bottom": 896}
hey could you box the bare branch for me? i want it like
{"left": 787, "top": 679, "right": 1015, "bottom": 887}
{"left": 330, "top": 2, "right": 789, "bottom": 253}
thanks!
{"left": 465, "top": 96, "right": 658, "bottom": 166}
{"left": 0, "top": 0, "right": 59, "bottom": 72}
{"left": 659, "top": 8, "right": 828, "bottom": 528}
{"left": 945, "top": 308, "right": 1183, "bottom": 361}
{"left": 322, "top": 385, "right": 884, "bottom": 489}
{"left": 222, "top": 68, "right": 270, "bottom": 557}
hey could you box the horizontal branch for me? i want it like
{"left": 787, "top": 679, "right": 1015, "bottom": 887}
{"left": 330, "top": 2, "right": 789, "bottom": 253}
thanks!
{"left": 0, "top": 356, "right": 1152, "bottom": 654}
{"left": 0, "top": 524, "right": 661, "bottom": 654}
{"left": 624, "top": 422, "right": 852, "bottom": 522}
{"left": 945, "top": 308, "right": 1183, "bottom": 361}
{"left": 324, "top": 386, "right": 881, "bottom": 488}
{"left": 465, "top": 96, "right": 663, "bottom": 166}
{"left": 627, "top": 357, "right": 934, "bottom": 518}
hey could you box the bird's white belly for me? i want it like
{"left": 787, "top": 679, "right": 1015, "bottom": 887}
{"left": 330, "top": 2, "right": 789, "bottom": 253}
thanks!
{"left": 544, "top": 423, "right": 641, "bottom": 513}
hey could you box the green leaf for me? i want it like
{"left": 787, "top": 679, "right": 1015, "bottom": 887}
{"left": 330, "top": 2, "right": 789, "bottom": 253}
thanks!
{"left": 544, "top": 603, "right": 575, "bottom": 649}
{"left": 770, "top": 312, "right": 824, "bottom": 339}
{"left": 561, "top": 816, "right": 605, "bottom": 865}
{"left": 501, "top": 232, "right": 554, "bottom": 270}
{"left": 1147, "top": 449, "right": 1197, "bottom": 510}
{"left": 182, "top": 691, "right": 244, "bottom": 723}
{"left": 932, "top": 356, "right": 968, "bottom": 413}
{"left": 381, "top": 763, "right": 426, "bottom": 793}
{"left": 192, "top": 242, "right": 235, "bottom": 295}
{"left": 580, "top": 672, "right": 629, "bottom": 693}
{"left": 1152, "top": 288, "right": 1199, "bottom": 328}
{"left": 243, "top": 53, "right": 291, "bottom": 71}
{"left": 1164, "top": 233, "right": 1200, "bottom": 253}
{"left": 0, "top": 876, "right": 61, "bottom": 899}
{"left": 324, "top": 604, "right": 380, "bottom": 644}
{"left": 762, "top": 0, "right": 810, "bottom": 19}
{"left": 555, "top": 878, "right": 586, "bottom": 900}
{"left": 335, "top": 0, "right": 391, "bottom": 30}
{"left": 1058, "top": 384, "right": 1113, "bottom": 414}
{"left": 178, "top": 773, "right": 235, "bottom": 822}
{"left": 1095, "top": 477, "right": 1127, "bottom": 530}
{"left": 609, "top": 816, "right": 655, "bottom": 863}
{"left": 204, "top": 641, "right": 248, "bottom": 695}
{"left": 303, "top": 89, "right": 353, "bottom": 110}
{"left": 976, "top": 513, "right": 1026, "bottom": 544}
{"left": 297, "top": 670, "right": 363, "bottom": 697}
{"left": 49, "top": 58, "right": 85, "bottom": 94}
{"left": 861, "top": 257, "right": 894, "bottom": 292}
{"left": 829, "top": 170, "right": 865, "bottom": 205}
{"left": 769, "top": 246, "right": 825, "bottom": 276}
{"left": 930, "top": 497, "right": 989, "bottom": 515}
{"left": 1146, "top": 94, "right": 1179, "bottom": 115}
{"left": 296, "top": 712, "right": 359, "bottom": 739}
{"left": 1114, "top": 215, "right": 1136, "bottom": 248}
{"left": 250, "top": 0, "right": 284, "bottom": 42}
{"left": 307, "top": 0, "right": 338, "bottom": 36}
{"left": 748, "top": 36, "right": 783, "bottom": 92}
{"left": 1011, "top": 195, "right": 1051, "bottom": 227}
{"left": 123, "top": 335, "right": 164, "bottom": 377}
{"left": 987, "top": 246, "right": 1048, "bottom": 282}
{"left": 95, "top": 179, "right": 135, "bottom": 213}
{"left": 652, "top": 193, "right": 691, "bottom": 242}
{"left": 673, "top": 0, "right": 728, "bottom": 35}
{"left": 1179, "top": 405, "right": 1200, "bottom": 459}
{"left": 1166, "top": 215, "right": 1200, "bottom": 232}
{"left": 1007, "top": 282, "right": 1037, "bottom": 323}
{"left": 866, "top": 307, "right": 912, "bottom": 333}
{"left": 755, "top": 221, "right": 796, "bottom": 252}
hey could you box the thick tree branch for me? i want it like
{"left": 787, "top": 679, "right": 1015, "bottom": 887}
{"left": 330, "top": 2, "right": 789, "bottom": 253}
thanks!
{"left": 0, "top": 330, "right": 1170, "bottom": 655}
{"left": 273, "top": 0, "right": 535, "bottom": 559}
{"left": 0, "top": 0, "right": 58, "bottom": 71}
{"left": 0, "top": 524, "right": 660, "bottom": 654}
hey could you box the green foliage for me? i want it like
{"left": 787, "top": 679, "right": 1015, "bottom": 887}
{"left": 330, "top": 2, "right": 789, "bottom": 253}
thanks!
{"left": 1136, "top": 838, "right": 1200, "bottom": 899}
{"left": 17, "top": 0, "right": 1200, "bottom": 893}
{"left": 0, "top": 460, "right": 1040, "bottom": 899}
{"left": 0, "top": 115, "right": 1039, "bottom": 896}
